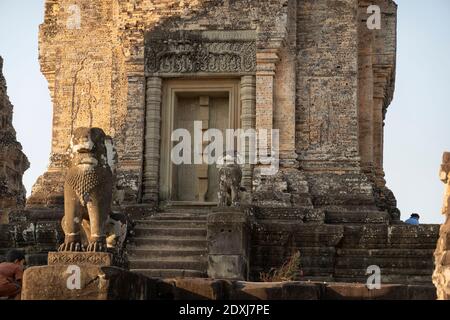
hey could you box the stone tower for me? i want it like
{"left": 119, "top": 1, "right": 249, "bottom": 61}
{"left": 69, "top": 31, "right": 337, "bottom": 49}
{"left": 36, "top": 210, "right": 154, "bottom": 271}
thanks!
{"left": 0, "top": 56, "right": 30, "bottom": 223}
{"left": 30, "top": 0, "right": 398, "bottom": 218}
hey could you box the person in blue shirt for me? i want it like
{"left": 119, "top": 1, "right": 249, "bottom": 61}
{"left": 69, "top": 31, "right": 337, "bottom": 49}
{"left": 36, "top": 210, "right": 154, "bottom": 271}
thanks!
{"left": 405, "top": 213, "right": 420, "bottom": 225}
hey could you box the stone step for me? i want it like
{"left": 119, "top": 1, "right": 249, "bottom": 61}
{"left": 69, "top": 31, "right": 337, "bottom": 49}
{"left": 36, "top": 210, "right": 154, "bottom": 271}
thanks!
{"left": 128, "top": 208, "right": 210, "bottom": 278}
{"left": 337, "top": 248, "right": 435, "bottom": 258}
{"left": 334, "top": 267, "right": 434, "bottom": 277}
{"left": 134, "top": 220, "right": 207, "bottom": 228}
{"left": 325, "top": 210, "right": 391, "bottom": 224}
{"left": 163, "top": 208, "right": 212, "bottom": 214}
{"left": 160, "top": 209, "right": 213, "bottom": 215}
{"left": 128, "top": 249, "right": 207, "bottom": 259}
{"left": 131, "top": 237, "right": 207, "bottom": 249}
{"left": 334, "top": 275, "right": 433, "bottom": 285}
{"left": 162, "top": 202, "right": 216, "bottom": 211}
{"left": 131, "top": 269, "right": 207, "bottom": 278}
{"left": 129, "top": 258, "right": 207, "bottom": 270}
{"left": 150, "top": 214, "right": 208, "bottom": 221}
{"left": 335, "top": 257, "right": 434, "bottom": 269}
{"left": 120, "top": 204, "right": 157, "bottom": 220}
{"left": 133, "top": 227, "right": 206, "bottom": 238}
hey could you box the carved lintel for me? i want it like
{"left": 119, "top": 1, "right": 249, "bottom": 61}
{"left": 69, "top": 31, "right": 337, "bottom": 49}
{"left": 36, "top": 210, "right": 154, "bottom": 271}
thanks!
{"left": 145, "top": 40, "right": 256, "bottom": 75}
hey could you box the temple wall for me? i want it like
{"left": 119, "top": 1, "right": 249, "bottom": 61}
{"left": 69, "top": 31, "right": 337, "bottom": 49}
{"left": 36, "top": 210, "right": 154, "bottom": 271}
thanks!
{"left": 32, "top": 0, "right": 397, "bottom": 212}
{"left": 296, "top": 0, "right": 360, "bottom": 164}
{"left": 32, "top": 0, "right": 290, "bottom": 205}
{"left": 357, "top": 0, "right": 398, "bottom": 217}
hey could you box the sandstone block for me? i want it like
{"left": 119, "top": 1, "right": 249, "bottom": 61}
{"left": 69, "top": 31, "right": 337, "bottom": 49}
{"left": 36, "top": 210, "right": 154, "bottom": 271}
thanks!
{"left": 21, "top": 265, "right": 152, "bottom": 300}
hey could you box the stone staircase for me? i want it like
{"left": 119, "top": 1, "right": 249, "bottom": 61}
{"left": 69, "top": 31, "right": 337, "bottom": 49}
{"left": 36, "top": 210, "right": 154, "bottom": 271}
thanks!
{"left": 128, "top": 205, "right": 211, "bottom": 278}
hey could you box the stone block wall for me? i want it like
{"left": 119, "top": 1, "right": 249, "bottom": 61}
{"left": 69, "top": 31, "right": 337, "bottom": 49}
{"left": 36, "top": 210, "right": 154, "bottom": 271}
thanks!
{"left": 31, "top": 0, "right": 291, "bottom": 206}
{"left": 0, "top": 209, "right": 64, "bottom": 264}
{"left": 357, "top": 0, "right": 399, "bottom": 218}
{"left": 0, "top": 206, "right": 439, "bottom": 287}
{"left": 294, "top": 0, "right": 398, "bottom": 215}
{"left": 30, "top": 0, "right": 399, "bottom": 213}
{"left": 22, "top": 275, "right": 438, "bottom": 300}
{"left": 250, "top": 216, "right": 439, "bottom": 284}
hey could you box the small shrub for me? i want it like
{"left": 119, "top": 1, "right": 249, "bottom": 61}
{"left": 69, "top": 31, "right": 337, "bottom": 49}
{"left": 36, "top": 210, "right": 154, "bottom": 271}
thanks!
{"left": 260, "top": 251, "right": 302, "bottom": 282}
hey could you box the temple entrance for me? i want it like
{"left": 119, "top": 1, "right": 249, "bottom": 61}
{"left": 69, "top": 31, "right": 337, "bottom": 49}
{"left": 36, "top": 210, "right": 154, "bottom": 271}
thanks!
{"left": 173, "top": 93, "right": 228, "bottom": 202}
{"left": 159, "top": 79, "right": 241, "bottom": 203}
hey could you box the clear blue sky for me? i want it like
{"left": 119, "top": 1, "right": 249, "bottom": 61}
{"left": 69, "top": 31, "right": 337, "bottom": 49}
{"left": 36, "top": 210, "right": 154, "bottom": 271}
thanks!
{"left": 0, "top": 1, "right": 449, "bottom": 224}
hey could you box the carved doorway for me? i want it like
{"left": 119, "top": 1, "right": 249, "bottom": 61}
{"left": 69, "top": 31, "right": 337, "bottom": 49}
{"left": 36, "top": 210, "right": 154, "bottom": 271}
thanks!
{"left": 159, "top": 79, "right": 240, "bottom": 203}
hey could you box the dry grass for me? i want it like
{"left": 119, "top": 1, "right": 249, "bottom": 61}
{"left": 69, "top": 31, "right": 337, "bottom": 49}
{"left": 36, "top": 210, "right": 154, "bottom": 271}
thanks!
{"left": 259, "top": 251, "right": 302, "bottom": 282}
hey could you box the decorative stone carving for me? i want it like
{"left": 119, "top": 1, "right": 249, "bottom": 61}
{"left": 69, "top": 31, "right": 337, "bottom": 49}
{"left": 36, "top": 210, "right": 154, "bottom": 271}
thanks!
{"left": 217, "top": 154, "right": 242, "bottom": 207}
{"left": 48, "top": 252, "right": 113, "bottom": 267}
{"left": 145, "top": 40, "right": 256, "bottom": 75}
{"left": 433, "top": 152, "right": 450, "bottom": 299}
{"left": 59, "top": 127, "right": 121, "bottom": 253}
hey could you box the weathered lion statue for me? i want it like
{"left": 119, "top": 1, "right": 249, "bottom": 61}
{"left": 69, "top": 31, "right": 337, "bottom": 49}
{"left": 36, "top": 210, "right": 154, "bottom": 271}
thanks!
{"left": 59, "top": 127, "right": 125, "bottom": 253}
{"left": 217, "top": 153, "right": 242, "bottom": 207}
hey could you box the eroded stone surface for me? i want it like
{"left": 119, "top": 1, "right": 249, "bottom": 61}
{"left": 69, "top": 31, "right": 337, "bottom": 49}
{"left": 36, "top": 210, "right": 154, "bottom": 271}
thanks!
{"left": 59, "top": 127, "right": 116, "bottom": 253}
{"left": 0, "top": 56, "right": 29, "bottom": 224}
{"left": 207, "top": 211, "right": 250, "bottom": 280}
{"left": 433, "top": 152, "right": 450, "bottom": 299}
{"left": 21, "top": 271, "right": 437, "bottom": 300}
{"left": 21, "top": 265, "right": 153, "bottom": 300}
{"left": 31, "top": 0, "right": 398, "bottom": 214}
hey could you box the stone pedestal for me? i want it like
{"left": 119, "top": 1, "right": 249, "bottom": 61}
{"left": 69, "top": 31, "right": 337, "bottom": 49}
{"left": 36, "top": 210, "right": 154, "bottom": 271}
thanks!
{"left": 48, "top": 252, "right": 113, "bottom": 267}
{"left": 21, "top": 252, "right": 152, "bottom": 300}
{"left": 207, "top": 209, "right": 250, "bottom": 281}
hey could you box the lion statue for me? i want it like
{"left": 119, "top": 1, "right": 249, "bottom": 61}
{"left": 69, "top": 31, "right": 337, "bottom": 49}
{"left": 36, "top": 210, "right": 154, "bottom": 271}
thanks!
{"left": 59, "top": 127, "right": 125, "bottom": 253}
{"left": 217, "top": 152, "right": 242, "bottom": 207}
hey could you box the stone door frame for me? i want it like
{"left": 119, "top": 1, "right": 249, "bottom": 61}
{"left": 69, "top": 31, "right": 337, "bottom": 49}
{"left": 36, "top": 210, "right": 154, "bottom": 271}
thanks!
{"left": 159, "top": 79, "right": 241, "bottom": 203}
{"left": 142, "top": 75, "right": 256, "bottom": 205}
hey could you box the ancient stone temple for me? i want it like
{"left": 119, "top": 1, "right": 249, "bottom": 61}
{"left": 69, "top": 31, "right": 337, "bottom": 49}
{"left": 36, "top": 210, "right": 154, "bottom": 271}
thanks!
{"left": 1, "top": 0, "right": 439, "bottom": 291}
{"left": 29, "top": 0, "right": 399, "bottom": 215}
{"left": 0, "top": 56, "right": 29, "bottom": 224}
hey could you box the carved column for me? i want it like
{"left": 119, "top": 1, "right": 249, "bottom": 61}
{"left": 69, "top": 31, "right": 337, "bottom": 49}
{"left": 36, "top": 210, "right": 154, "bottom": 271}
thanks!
{"left": 373, "top": 67, "right": 387, "bottom": 179}
{"left": 142, "top": 77, "right": 162, "bottom": 203}
{"left": 372, "top": 96, "right": 384, "bottom": 180}
{"left": 256, "top": 50, "right": 279, "bottom": 160}
{"left": 117, "top": 72, "right": 147, "bottom": 204}
{"left": 274, "top": 45, "right": 298, "bottom": 167}
{"left": 358, "top": 15, "right": 374, "bottom": 173}
{"left": 240, "top": 76, "right": 256, "bottom": 191}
